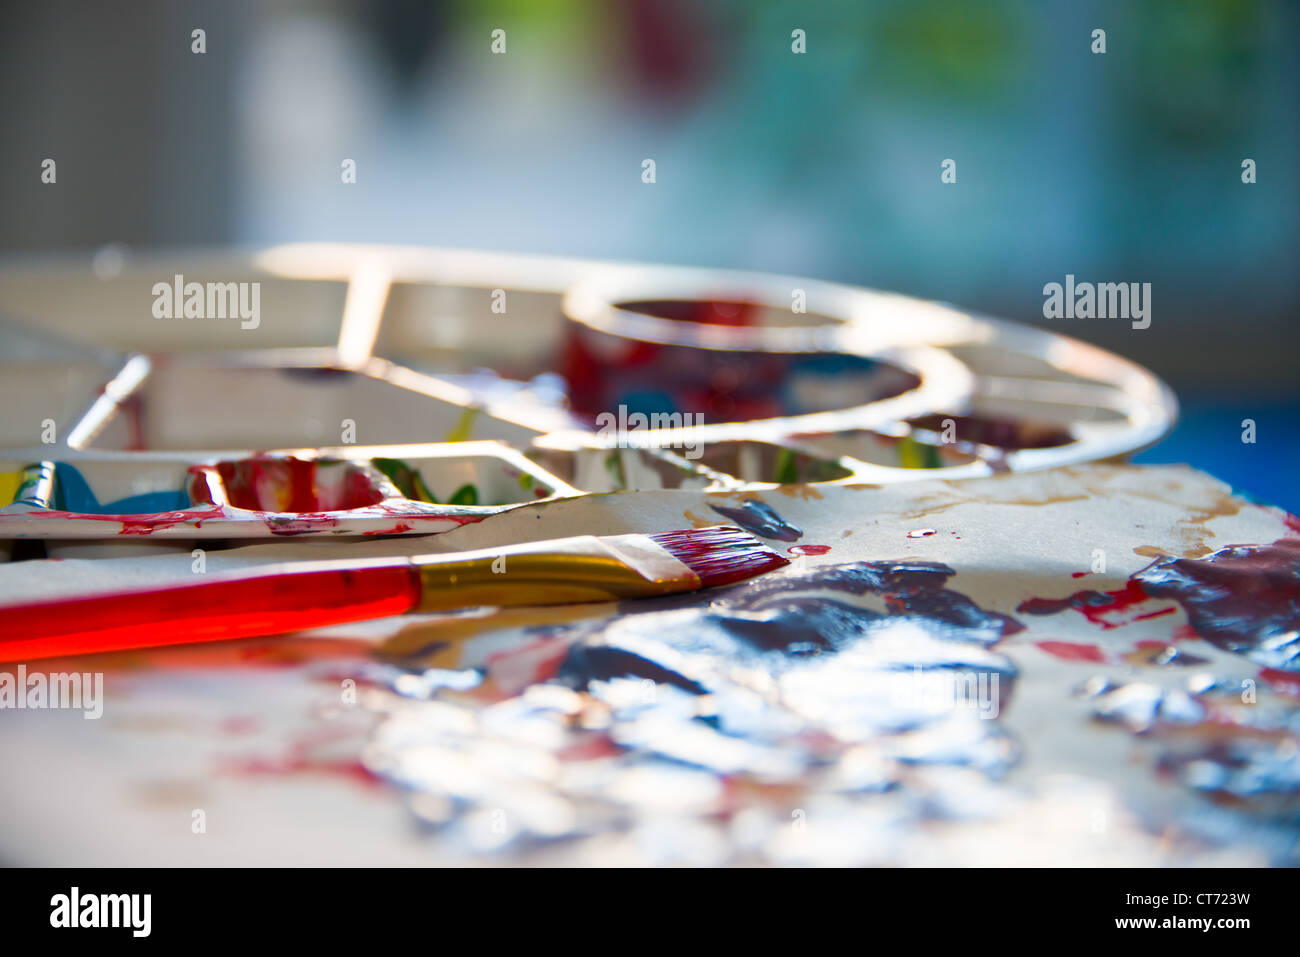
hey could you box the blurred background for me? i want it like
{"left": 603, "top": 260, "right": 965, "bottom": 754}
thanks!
{"left": 0, "top": 0, "right": 1296, "bottom": 506}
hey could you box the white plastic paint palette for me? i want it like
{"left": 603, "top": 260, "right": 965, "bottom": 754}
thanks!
{"left": 0, "top": 243, "right": 1178, "bottom": 544}
{"left": 0, "top": 443, "right": 574, "bottom": 540}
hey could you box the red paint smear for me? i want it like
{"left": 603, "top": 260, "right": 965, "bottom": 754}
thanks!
{"left": 34, "top": 504, "right": 227, "bottom": 535}
{"left": 1036, "top": 640, "right": 1110, "bottom": 663}
{"left": 1260, "top": 668, "right": 1300, "bottom": 694}
{"left": 1018, "top": 580, "right": 1177, "bottom": 630}
{"left": 1071, "top": 571, "right": 1090, "bottom": 579}
{"left": 220, "top": 756, "right": 381, "bottom": 790}
{"left": 788, "top": 544, "right": 831, "bottom": 556}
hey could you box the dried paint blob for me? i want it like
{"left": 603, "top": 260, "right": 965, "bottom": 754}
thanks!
{"left": 907, "top": 529, "right": 937, "bottom": 538}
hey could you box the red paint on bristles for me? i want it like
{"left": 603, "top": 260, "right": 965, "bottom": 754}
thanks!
{"left": 648, "top": 526, "right": 790, "bottom": 588}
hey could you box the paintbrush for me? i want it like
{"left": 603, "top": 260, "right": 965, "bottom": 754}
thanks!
{"left": 0, "top": 526, "right": 788, "bottom": 661}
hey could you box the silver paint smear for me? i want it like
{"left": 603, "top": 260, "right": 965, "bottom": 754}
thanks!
{"left": 357, "top": 561, "right": 1024, "bottom": 864}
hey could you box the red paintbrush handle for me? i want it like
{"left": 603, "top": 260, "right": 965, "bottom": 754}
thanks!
{"left": 0, "top": 564, "right": 424, "bottom": 661}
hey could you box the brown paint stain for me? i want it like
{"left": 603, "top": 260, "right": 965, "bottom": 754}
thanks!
{"left": 775, "top": 483, "right": 824, "bottom": 501}
{"left": 1179, "top": 492, "right": 1243, "bottom": 528}
{"left": 135, "top": 779, "right": 207, "bottom": 809}
{"left": 900, "top": 491, "right": 1089, "bottom": 522}
{"left": 1134, "top": 545, "right": 1170, "bottom": 559}
{"left": 1135, "top": 543, "right": 1213, "bottom": 560}
{"left": 682, "top": 508, "right": 716, "bottom": 529}
{"left": 1169, "top": 493, "right": 1242, "bottom": 558}
{"left": 1071, "top": 470, "right": 1244, "bottom": 559}
{"left": 701, "top": 488, "right": 766, "bottom": 503}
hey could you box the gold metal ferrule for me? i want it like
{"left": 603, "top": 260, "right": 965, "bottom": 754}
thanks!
{"left": 411, "top": 534, "right": 697, "bottom": 611}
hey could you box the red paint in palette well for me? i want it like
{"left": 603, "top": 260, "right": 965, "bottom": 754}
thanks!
{"left": 216, "top": 457, "right": 384, "bottom": 512}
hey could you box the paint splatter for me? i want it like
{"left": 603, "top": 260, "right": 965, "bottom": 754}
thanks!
{"left": 1017, "top": 580, "right": 1174, "bottom": 631}
{"left": 788, "top": 544, "right": 831, "bottom": 556}
{"left": 1134, "top": 540, "right": 1300, "bottom": 672}
{"left": 907, "top": 528, "right": 937, "bottom": 538}
{"left": 1019, "top": 541, "right": 1300, "bottom": 673}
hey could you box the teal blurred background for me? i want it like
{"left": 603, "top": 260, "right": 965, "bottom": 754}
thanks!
{"left": 1, "top": 0, "right": 1297, "bottom": 505}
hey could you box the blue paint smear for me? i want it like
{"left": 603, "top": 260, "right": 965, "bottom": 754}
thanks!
{"left": 709, "top": 499, "right": 803, "bottom": 542}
